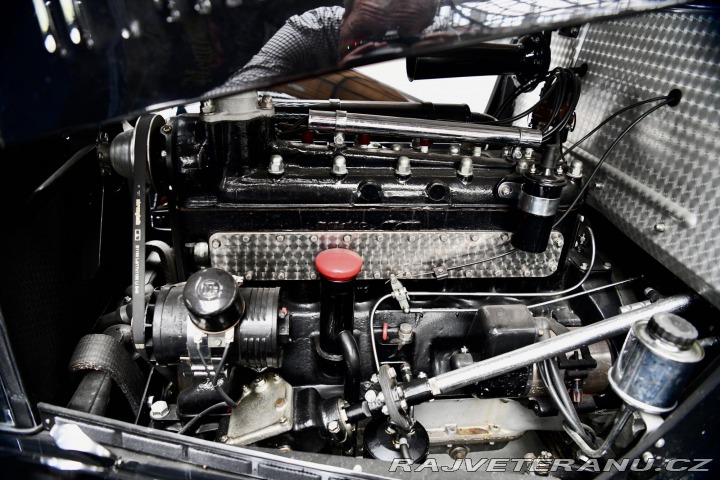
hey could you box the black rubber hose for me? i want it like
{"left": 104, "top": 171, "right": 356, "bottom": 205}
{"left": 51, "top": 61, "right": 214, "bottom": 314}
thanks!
{"left": 338, "top": 331, "right": 361, "bottom": 378}
{"left": 94, "top": 303, "right": 132, "bottom": 332}
{"left": 338, "top": 330, "right": 361, "bottom": 400}
{"left": 146, "top": 240, "right": 178, "bottom": 284}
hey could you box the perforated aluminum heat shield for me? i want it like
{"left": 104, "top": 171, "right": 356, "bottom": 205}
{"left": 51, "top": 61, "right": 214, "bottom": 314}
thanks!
{"left": 513, "top": 8, "right": 720, "bottom": 308}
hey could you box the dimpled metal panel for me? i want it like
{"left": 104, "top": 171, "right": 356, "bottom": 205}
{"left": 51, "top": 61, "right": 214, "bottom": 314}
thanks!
{"left": 209, "top": 231, "right": 564, "bottom": 281}
{"left": 513, "top": 10, "right": 720, "bottom": 307}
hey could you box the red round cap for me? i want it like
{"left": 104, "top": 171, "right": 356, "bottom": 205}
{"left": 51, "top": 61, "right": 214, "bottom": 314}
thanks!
{"left": 315, "top": 248, "right": 363, "bottom": 281}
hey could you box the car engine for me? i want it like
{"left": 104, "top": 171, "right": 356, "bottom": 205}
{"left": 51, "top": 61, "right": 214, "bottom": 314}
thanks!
{"left": 62, "top": 76, "right": 705, "bottom": 465}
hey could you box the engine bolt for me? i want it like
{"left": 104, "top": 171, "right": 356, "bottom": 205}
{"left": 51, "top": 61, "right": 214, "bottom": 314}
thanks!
{"left": 398, "top": 323, "right": 414, "bottom": 343}
{"left": 327, "top": 420, "right": 340, "bottom": 433}
{"left": 364, "top": 390, "right": 377, "bottom": 403}
{"left": 334, "top": 132, "right": 345, "bottom": 147}
{"left": 201, "top": 99, "right": 215, "bottom": 114}
{"left": 279, "top": 416, "right": 288, "bottom": 425}
{"left": 276, "top": 235, "right": 285, "bottom": 242}
{"left": 310, "top": 235, "right": 318, "bottom": 242}
{"left": 268, "top": 154, "right": 285, "bottom": 175}
{"left": 499, "top": 185, "right": 512, "bottom": 197}
{"left": 516, "top": 160, "right": 529, "bottom": 173}
{"left": 448, "top": 144, "right": 460, "bottom": 155}
{"left": 449, "top": 446, "right": 469, "bottom": 460}
{"left": 212, "top": 239, "right": 221, "bottom": 249}
{"left": 161, "top": 124, "right": 172, "bottom": 134}
{"left": 343, "top": 234, "right": 352, "bottom": 243}
{"left": 457, "top": 156, "right": 473, "bottom": 178}
{"left": 655, "top": 222, "right": 667, "bottom": 232}
{"left": 332, "top": 155, "right": 348, "bottom": 176}
{"left": 259, "top": 94, "right": 273, "bottom": 110}
{"left": 150, "top": 401, "right": 170, "bottom": 419}
{"left": 395, "top": 156, "right": 411, "bottom": 177}
{"left": 567, "top": 159, "right": 584, "bottom": 178}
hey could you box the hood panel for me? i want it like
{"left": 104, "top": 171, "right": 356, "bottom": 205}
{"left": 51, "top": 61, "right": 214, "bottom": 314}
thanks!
{"left": 0, "top": 0, "right": 683, "bottom": 146}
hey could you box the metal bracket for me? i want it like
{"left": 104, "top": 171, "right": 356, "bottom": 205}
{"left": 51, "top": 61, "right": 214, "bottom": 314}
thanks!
{"left": 225, "top": 373, "right": 293, "bottom": 446}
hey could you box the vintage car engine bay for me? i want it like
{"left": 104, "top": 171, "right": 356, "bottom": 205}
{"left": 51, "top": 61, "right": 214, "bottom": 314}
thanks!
{"left": 1, "top": 0, "right": 719, "bottom": 478}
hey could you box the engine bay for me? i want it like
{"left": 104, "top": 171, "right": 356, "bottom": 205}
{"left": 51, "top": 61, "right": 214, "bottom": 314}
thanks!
{"left": 50, "top": 78, "right": 713, "bottom": 472}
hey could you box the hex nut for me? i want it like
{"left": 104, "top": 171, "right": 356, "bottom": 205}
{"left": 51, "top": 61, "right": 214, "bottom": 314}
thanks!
{"left": 150, "top": 400, "right": 169, "bottom": 419}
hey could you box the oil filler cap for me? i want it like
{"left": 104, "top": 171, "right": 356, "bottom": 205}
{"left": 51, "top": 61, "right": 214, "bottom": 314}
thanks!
{"left": 647, "top": 312, "right": 698, "bottom": 349}
{"left": 315, "top": 248, "right": 363, "bottom": 282}
{"left": 184, "top": 268, "right": 244, "bottom": 332}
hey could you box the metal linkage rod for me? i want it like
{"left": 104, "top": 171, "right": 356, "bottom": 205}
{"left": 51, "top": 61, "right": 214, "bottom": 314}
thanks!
{"left": 426, "top": 293, "right": 694, "bottom": 395}
{"left": 308, "top": 110, "right": 543, "bottom": 147}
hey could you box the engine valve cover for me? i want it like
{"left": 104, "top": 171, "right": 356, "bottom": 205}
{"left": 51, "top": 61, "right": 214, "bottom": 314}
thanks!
{"left": 209, "top": 230, "right": 564, "bottom": 280}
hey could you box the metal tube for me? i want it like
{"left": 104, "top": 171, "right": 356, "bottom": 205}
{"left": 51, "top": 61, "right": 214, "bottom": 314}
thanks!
{"left": 274, "top": 100, "right": 485, "bottom": 123}
{"left": 527, "top": 277, "right": 641, "bottom": 308}
{"left": 308, "top": 110, "right": 543, "bottom": 147}
{"left": 426, "top": 293, "right": 694, "bottom": 395}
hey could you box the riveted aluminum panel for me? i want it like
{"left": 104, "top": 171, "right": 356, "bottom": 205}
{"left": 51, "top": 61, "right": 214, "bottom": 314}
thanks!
{"left": 513, "top": 10, "right": 720, "bottom": 307}
{"left": 209, "top": 231, "right": 564, "bottom": 281}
